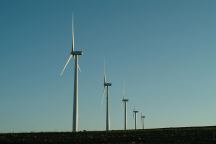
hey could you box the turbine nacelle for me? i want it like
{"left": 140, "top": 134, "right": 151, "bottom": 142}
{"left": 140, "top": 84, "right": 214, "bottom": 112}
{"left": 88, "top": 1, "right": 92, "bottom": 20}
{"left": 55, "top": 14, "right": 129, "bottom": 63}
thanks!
{"left": 71, "top": 50, "right": 83, "bottom": 56}
{"left": 104, "top": 82, "right": 112, "bottom": 87}
{"left": 122, "top": 98, "right": 129, "bottom": 102}
{"left": 133, "top": 110, "right": 139, "bottom": 113}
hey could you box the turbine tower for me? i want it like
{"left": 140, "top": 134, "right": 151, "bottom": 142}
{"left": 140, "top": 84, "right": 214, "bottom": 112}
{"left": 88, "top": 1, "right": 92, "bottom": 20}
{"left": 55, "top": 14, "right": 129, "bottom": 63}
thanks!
{"left": 133, "top": 108, "right": 139, "bottom": 130}
{"left": 60, "top": 16, "right": 83, "bottom": 132}
{"left": 103, "top": 62, "right": 112, "bottom": 131}
{"left": 141, "top": 113, "right": 145, "bottom": 129}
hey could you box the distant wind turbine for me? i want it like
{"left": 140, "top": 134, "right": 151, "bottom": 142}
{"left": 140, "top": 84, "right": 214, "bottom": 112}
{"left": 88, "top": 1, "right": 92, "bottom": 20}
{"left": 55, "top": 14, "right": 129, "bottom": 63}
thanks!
{"left": 60, "top": 15, "right": 83, "bottom": 132}
{"left": 122, "top": 82, "right": 129, "bottom": 130}
{"left": 133, "top": 108, "right": 139, "bottom": 130}
{"left": 103, "top": 61, "right": 112, "bottom": 131}
{"left": 141, "top": 113, "right": 145, "bottom": 129}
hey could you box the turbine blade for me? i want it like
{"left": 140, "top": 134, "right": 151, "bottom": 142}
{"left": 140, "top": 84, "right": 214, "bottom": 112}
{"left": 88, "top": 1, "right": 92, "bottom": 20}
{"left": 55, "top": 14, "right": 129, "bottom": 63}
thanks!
{"left": 78, "top": 64, "right": 81, "bottom": 72}
{"left": 104, "top": 57, "right": 106, "bottom": 82}
{"left": 72, "top": 32, "right": 75, "bottom": 53}
{"left": 122, "top": 80, "right": 126, "bottom": 99}
{"left": 104, "top": 74, "right": 107, "bottom": 84}
{"left": 71, "top": 15, "right": 75, "bottom": 53}
{"left": 141, "top": 116, "right": 143, "bottom": 126}
{"left": 80, "top": 48, "right": 84, "bottom": 55}
{"left": 121, "top": 100, "right": 124, "bottom": 109}
{"left": 133, "top": 107, "right": 136, "bottom": 118}
{"left": 101, "top": 87, "right": 106, "bottom": 105}
{"left": 60, "top": 55, "right": 73, "bottom": 76}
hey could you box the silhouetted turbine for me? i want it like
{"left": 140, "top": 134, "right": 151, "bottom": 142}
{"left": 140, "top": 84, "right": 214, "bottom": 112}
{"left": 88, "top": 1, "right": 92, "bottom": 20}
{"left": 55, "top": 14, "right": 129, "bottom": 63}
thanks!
{"left": 122, "top": 98, "right": 129, "bottom": 130}
{"left": 141, "top": 113, "right": 145, "bottom": 129}
{"left": 103, "top": 62, "right": 112, "bottom": 131}
{"left": 133, "top": 109, "right": 139, "bottom": 130}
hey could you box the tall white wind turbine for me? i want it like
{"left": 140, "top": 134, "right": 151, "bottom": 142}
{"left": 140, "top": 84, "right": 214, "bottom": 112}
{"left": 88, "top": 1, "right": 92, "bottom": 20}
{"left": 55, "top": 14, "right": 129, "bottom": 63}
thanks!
{"left": 103, "top": 61, "right": 112, "bottom": 131}
{"left": 60, "top": 16, "right": 83, "bottom": 132}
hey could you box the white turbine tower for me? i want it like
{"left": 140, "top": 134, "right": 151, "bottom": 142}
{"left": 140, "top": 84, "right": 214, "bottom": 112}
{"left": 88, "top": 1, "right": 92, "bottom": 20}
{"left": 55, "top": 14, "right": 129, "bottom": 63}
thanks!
{"left": 122, "top": 82, "right": 129, "bottom": 130}
{"left": 133, "top": 108, "right": 139, "bottom": 130}
{"left": 141, "top": 113, "right": 145, "bottom": 129}
{"left": 60, "top": 16, "right": 83, "bottom": 132}
{"left": 103, "top": 62, "right": 112, "bottom": 131}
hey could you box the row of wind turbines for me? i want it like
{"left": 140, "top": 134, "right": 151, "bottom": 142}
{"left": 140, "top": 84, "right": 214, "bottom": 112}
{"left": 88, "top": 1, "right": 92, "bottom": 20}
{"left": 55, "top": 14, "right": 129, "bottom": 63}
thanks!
{"left": 60, "top": 17, "right": 146, "bottom": 132}
{"left": 104, "top": 68, "right": 146, "bottom": 131}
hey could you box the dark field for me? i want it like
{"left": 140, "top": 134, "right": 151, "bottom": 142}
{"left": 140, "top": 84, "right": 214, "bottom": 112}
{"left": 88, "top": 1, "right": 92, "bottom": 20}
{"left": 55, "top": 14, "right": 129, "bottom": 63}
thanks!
{"left": 1, "top": 126, "right": 216, "bottom": 144}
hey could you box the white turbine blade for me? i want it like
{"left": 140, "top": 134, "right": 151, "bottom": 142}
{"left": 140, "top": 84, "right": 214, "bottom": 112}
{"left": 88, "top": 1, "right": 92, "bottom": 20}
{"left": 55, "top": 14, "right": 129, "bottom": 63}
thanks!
{"left": 122, "top": 80, "right": 126, "bottom": 99}
{"left": 72, "top": 32, "right": 75, "bottom": 53}
{"left": 71, "top": 14, "right": 75, "bottom": 53}
{"left": 141, "top": 115, "right": 143, "bottom": 126}
{"left": 81, "top": 48, "right": 84, "bottom": 55}
{"left": 104, "top": 74, "right": 106, "bottom": 84}
{"left": 72, "top": 15, "right": 75, "bottom": 51}
{"left": 121, "top": 101, "right": 124, "bottom": 109}
{"left": 121, "top": 81, "right": 126, "bottom": 109}
{"left": 101, "top": 87, "right": 106, "bottom": 106}
{"left": 104, "top": 57, "right": 106, "bottom": 82}
{"left": 78, "top": 64, "right": 81, "bottom": 72}
{"left": 104, "top": 59, "right": 107, "bottom": 83}
{"left": 60, "top": 55, "right": 73, "bottom": 76}
{"left": 133, "top": 107, "right": 136, "bottom": 118}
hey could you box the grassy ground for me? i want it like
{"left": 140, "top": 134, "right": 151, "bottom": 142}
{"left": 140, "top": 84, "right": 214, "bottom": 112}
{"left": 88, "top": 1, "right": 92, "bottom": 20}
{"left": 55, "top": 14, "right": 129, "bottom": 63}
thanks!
{"left": 1, "top": 126, "right": 216, "bottom": 144}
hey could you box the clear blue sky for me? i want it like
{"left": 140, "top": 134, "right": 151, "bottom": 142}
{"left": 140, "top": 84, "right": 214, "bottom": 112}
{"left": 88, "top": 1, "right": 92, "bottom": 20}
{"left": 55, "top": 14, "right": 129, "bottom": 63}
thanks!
{"left": 1, "top": 0, "right": 216, "bottom": 132}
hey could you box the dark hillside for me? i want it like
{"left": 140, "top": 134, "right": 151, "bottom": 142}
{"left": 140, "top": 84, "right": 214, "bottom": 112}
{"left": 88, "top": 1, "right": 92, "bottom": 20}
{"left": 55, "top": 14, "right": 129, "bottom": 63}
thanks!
{"left": 1, "top": 126, "right": 216, "bottom": 144}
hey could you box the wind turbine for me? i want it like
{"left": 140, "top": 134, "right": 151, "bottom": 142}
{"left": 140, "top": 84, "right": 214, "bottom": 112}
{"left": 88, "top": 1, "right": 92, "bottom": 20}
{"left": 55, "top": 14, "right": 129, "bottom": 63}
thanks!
{"left": 103, "top": 61, "right": 112, "bottom": 131}
{"left": 133, "top": 108, "right": 139, "bottom": 130}
{"left": 122, "top": 82, "right": 129, "bottom": 130}
{"left": 141, "top": 113, "right": 145, "bottom": 129}
{"left": 60, "top": 16, "right": 83, "bottom": 132}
